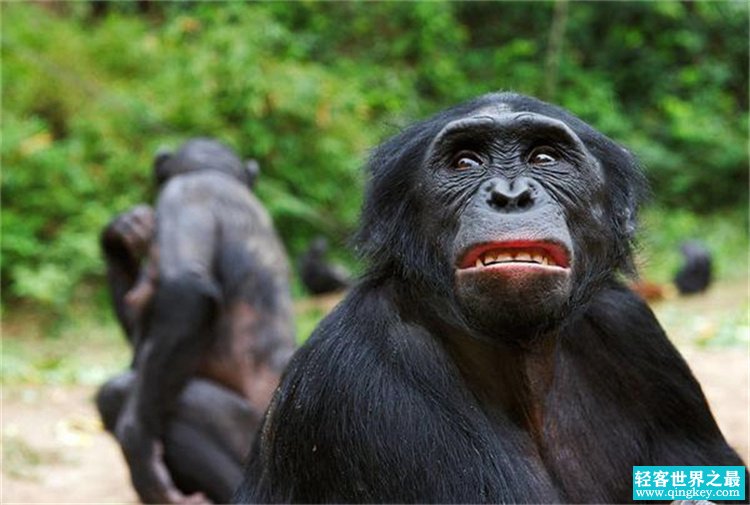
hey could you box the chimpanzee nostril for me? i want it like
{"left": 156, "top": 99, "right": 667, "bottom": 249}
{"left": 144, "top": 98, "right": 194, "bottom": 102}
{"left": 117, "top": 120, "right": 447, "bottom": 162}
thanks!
{"left": 495, "top": 194, "right": 511, "bottom": 208}
{"left": 486, "top": 178, "right": 537, "bottom": 213}
{"left": 516, "top": 190, "right": 533, "bottom": 210}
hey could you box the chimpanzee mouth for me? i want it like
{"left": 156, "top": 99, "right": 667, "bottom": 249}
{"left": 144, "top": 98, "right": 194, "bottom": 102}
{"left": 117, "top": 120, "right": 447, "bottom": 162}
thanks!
{"left": 457, "top": 241, "right": 571, "bottom": 271}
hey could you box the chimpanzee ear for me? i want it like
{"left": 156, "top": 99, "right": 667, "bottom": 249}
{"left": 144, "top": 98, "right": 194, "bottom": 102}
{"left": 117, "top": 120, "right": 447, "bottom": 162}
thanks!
{"left": 611, "top": 145, "right": 645, "bottom": 242}
{"left": 621, "top": 194, "right": 638, "bottom": 240}
{"left": 153, "top": 148, "right": 173, "bottom": 186}
{"left": 244, "top": 159, "right": 260, "bottom": 189}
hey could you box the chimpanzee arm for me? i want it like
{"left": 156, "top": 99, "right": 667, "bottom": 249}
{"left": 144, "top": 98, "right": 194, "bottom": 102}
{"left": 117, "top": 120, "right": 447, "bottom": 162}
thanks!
{"left": 115, "top": 198, "right": 220, "bottom": 504}
{"left": 101, "top": 205, "right": 155, "bottom": 342}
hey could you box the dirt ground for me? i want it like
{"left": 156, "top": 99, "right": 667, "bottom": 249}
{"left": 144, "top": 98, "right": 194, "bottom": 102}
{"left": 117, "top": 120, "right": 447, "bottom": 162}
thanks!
{"left": 1, "top": 385, "right": 138, "bottom": 504}
{"left": 2, "top": 281, "right": 748, "bottom": 504}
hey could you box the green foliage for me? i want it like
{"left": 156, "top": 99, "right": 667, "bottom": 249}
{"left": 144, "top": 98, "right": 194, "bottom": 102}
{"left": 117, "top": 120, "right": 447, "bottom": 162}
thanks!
{"left": 1, "top": 1, "right": 747, "bottom": 313}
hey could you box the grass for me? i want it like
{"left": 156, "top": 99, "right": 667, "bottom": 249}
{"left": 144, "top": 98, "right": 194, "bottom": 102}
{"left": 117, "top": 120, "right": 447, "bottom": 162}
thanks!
{"left": 1, "top": 304, "right": 130, "bottom": 386}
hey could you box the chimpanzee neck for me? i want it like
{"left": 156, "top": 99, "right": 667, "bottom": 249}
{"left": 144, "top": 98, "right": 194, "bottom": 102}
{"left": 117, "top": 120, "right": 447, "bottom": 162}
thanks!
{"left": 441, "top": 326, "right": 558, "bottom": 447}
{"left": 387, "top": 276, "right": 558, "bottom": 443}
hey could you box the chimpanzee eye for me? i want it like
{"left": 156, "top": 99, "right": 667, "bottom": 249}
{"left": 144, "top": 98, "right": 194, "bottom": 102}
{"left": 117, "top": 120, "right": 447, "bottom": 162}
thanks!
{"left": 529, "top": 146, "right": 559, "bottom": 166}
{"left": 453, "top": 151, "right": 483, "bottom": 170}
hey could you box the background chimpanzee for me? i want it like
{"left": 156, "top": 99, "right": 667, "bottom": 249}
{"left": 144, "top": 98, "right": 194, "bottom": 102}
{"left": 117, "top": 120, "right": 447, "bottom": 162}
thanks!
{"left": 297, "top": 236, "right": 352, "bottom": 295}
{"left": 674, "top": 240, "right": 713, "bottom": 295}
{"left": 97, "top": 138, "right": 295, "bottom": 504}
{"left": 235, "top": 93, "right": 745, "bottom": 503}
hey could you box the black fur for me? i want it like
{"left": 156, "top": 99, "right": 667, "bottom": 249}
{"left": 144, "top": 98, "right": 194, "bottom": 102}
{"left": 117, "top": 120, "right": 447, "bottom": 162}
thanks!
{"left": 298, "top": 236, "right": 351, "bottom": 295}
{"left": 235, "top": 93, "right": 745, "bottom": 503}
{"left": 674, "top": 240, "right": 713, "bottom": 295}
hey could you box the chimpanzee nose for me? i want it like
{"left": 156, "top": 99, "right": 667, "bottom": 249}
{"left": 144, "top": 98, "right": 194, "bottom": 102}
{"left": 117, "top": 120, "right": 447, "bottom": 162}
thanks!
{"left": 485, "top": 178, "right": 537, "bottom": 213}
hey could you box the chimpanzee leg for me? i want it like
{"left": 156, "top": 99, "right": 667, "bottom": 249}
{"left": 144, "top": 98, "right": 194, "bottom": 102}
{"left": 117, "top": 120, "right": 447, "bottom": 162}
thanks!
{"left": 164, "top": 421, "right": 243, "bottom": 503}
{"left": 95, "top": 372, "right": 258, "bottom": 499}
{"left": 167, "top": 378, "right": 261, "bottom": 464}
{"left": 96, "top": 370, "right": 136, "bottom": 433}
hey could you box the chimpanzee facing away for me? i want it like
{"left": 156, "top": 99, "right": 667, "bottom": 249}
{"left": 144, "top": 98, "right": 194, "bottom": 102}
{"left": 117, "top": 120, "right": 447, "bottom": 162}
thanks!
{"left": 97, "top": 138, "right": 295, "bottom": 504}
{"left": 298, "top": 236, "right": 352, "bottom": 295}
{"left": 234, "top": 93, "right": 745, "bottom": 504}
{"left": 674, "top": 240, "right": 713, "bottom": 295}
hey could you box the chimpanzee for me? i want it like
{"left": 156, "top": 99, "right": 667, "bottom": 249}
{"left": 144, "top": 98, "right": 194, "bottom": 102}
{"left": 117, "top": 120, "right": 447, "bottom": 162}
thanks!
{"left": 234, "top": 93, "right": 746, "bottom": 503}
{"left": 674, "top": 240, "right": 713, "bottom": 295}
{"left": 298, "top": 236, "right": 352, "bottom": 295}
{"left": 97, "top": 138, "right": 295, "bottom": 504}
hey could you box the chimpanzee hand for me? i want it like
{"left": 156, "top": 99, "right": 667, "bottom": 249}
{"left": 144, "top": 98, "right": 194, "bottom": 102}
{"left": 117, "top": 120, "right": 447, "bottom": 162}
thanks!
{"left": 102, "top": 205, "right": 155, "bottom": 263}
{"left": 115, "top": 414, "right": 210, "bottom": 504}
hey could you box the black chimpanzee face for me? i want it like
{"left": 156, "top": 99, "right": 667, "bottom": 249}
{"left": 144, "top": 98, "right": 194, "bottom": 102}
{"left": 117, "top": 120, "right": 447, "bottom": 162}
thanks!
{"left": 358, "top": 93, "right": 643, "bottom": 342}
{"left": 419, "top": 107, "right": 609, "bottom": 337}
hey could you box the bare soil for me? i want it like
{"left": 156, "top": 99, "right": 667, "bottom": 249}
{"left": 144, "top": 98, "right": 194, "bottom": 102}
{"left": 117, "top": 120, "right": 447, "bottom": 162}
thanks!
{"left": 2, "top": 281, "right": 748, "bottom": 503}
{"left": 1, "top": 385, "right": 137, "bottom": 503}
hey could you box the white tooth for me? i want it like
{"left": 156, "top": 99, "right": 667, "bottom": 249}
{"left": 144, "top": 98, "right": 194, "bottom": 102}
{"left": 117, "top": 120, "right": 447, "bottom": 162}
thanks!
{"left": 475, "top": 258, "right": 483, "bottom": 268}
{"left": 483, "top": 253, "right": 496, "bottom": 264}
{"left": 531, "top": 253, "right": 543, "bottom": 264}
{"left": 516, "top": 252, "right": 531, "bottom": 262}
{"left": 541, "top": 256, "right": 549, "bottom": 265}
{"left": 497, "top": 252, "right": 513, "bottom": 262}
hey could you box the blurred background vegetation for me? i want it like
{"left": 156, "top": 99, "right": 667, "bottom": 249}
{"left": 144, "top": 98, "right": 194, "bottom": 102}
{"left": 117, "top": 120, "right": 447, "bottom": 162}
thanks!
{"left": 2, "top": 4, "right": 748, "bottom": 492}
{"left": 1, "top": 1, "right": 748, "bottom": 341}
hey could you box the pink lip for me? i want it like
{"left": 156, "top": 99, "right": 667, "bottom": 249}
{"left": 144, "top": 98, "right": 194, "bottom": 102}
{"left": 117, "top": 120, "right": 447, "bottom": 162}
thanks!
{"left": 458, "top": 240, "right": 571, "bottom": 269}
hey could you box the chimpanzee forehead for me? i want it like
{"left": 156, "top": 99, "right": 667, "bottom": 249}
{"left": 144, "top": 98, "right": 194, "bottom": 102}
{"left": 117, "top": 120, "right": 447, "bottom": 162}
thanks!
{"left": 431, "top": 108, "right": 584, "bottom": 150}
{"left": 469, "top": 101, "right": 515, "bottom": 116}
